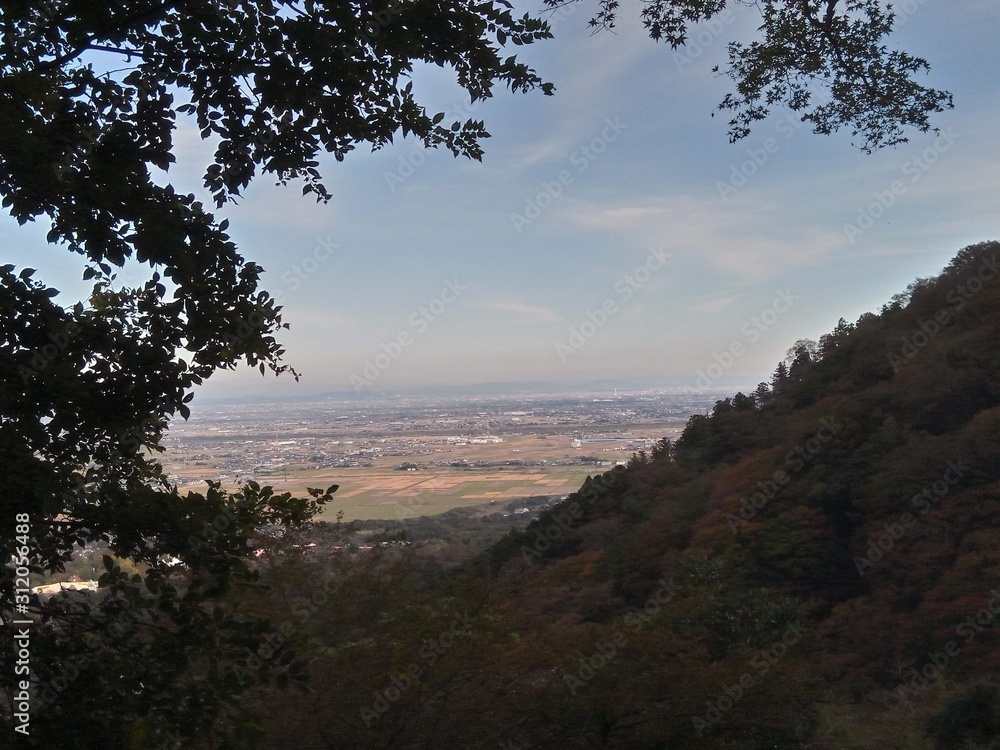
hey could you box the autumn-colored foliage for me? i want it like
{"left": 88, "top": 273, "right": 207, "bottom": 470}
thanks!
{"left": 239, "top": 242, "right": 1000, "bottom": 748}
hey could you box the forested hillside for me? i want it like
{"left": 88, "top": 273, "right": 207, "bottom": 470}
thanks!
{"left": 15, "top": 242, "right": 997, "bottom": 748}
{"left": 230, "top": 241, "right": 1000, "bottom": 749}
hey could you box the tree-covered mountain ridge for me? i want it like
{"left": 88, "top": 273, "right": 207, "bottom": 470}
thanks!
{"left": 471, "top": 240, "right": 1000, "bottom": 747}
{"left": 245, "top": 242, "right": 1000, "bottom": 749}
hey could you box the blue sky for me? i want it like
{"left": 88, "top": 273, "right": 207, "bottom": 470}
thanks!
{"left": 7, "top": 0, "right": 1000, "bottom": 399}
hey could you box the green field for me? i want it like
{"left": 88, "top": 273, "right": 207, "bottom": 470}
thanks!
{"left": 275, "top": 465, "right": 600, "bottom": 521}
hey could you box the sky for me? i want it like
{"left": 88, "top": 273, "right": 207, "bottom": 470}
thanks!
{"left": 7, "top": 0, "right": 1000, "bottom": 400}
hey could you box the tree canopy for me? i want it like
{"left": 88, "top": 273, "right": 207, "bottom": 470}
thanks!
{"left": 566, "top": 0, "right": 953, "bottom": 152}
{"left": 1, "top": 1, "right": 552, "bottom": 745}
{"left": 0, "top": 0, "right": 552, "bottom": 577}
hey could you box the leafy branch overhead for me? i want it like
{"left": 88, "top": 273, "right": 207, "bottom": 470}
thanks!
{"left": 1, "top": 0, "right": 554, "bottom": 530}
{"left": 1, "top": 2, "right": 551, "bottom": 745}
{"left": 556, "top": 0, "right": 953, "bottom": 151}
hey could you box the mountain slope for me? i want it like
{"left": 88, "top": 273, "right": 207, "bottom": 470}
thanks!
{"left": 252, "top": 241, "right": 1000, "bottom": 750}
{"left": 474, "top": 240, "right": 1000, "bottom": 747}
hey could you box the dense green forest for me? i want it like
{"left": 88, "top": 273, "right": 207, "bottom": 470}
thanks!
{"left": 10, "top": 241, "right": 1000, "bottom": 748}
{"left": 183, "top": 240, "right": 998, "bottom": 749}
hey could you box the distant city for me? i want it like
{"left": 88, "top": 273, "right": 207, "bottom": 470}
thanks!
{"left": 163, "top": 388, "right": 740, "bottom": 519}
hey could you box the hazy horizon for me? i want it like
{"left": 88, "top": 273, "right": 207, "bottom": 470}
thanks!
{"left": 190, "top": 378, "right": 756, "bottom": 404}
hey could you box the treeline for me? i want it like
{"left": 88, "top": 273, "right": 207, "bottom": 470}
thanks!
{"left": 235, "top": 241, "right": 1000, "bottom": 749}
{"left": 16, "top": 243, "right": 1000, "bottom": 749}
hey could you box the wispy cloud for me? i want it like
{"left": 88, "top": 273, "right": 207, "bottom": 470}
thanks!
{"left": 688, "top": 295, "right": 740, "bottom": 315}
{"left": 471, "top": 298, "right": 563, "bottom": 323}
{"left": 564, "top": 192, "right": 843, "bottom": 282}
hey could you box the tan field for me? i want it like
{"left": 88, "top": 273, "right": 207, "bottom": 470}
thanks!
{"left": 281, "top": 465, "right": 598, "bottom": 521}
{"left": 166, "top": 422, "right": 685, "bottom": 521}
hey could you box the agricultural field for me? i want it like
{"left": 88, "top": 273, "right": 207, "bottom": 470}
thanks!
{"left": 166, "top": 431, "right": 643, "bottom": 521}
{"left": 273, "top": 465, "right": 598, "bottom": 521}
{"left": 162, "top": 391, "right": 715, "bottom": 521}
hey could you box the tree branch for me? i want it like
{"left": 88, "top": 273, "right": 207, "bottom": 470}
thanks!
{"left": 37, "top": 0, "right": 191, "bottom": 71}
